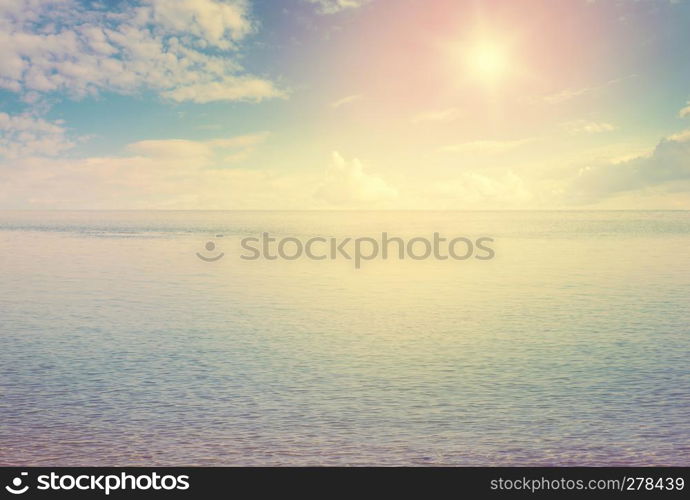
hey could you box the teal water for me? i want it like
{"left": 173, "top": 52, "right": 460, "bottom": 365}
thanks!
{"left": 1, "top": 211, "right": 689, "bottom": 465}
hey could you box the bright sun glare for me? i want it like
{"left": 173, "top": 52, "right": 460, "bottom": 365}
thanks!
{"left": 467, "top": 42, "right": 508, "bottom": 83}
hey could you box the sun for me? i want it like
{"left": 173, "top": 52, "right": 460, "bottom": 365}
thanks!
{"left": 467, "top": 41, "right": 508, "bottom": 83}
{"left": 444, "top": 30, "right": 518, "bottom": 88}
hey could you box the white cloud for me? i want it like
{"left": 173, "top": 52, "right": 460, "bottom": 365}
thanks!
{"left": 304, "top": 0, "right": 370, "bottom": 14}
{"left": 411, "top": 107, "right": 460, "bottom": 124}
{"left": 667, "top": 129, "right": 690, "bottom": 142}
{"left": 330, "top": 94, "right": 362, "bottom": 108}
{"left": 0, "top": 155, "right": 278, "bottom": 209}
{"left": 431, "top": 172, "right": 533, "bottom": 206}
{"left": 146, "top": 0, "right": 253, "bottom": 48}
{"left": 1, "top": 137, "right": 400, "bottom": 209}
{"left": 0, "top": 0, "right": 284, "bottom": 103}
{"left": 566, "top": 129, "right": 690, "bottom": 203}
{"left": 542, "top": 76, "right": 632, "bottom": 104}
{"left": 126, "top": 139, "right": 213, "bottom": 160}
{"left": 0, "top": 112, "right": 74, "bottom": 159}
{"left": 0, "top": 133, "right": 282, "bottom": 209}
{"left": 162, "top": 77, "right": 286, "bottom": 103}
{"left": 562, "top": 120, "right": 617, "bottom": 134}
{"left": 126, "top": 133, "right": 269, "bottom": 163}
{"left": 680, "top": 102, "right": 690, "bottom": 118}
{"left": 314, "top": 152, "right": 397, "bottom": 205}
{"left": 543, "top": 87, "right": 592, "bottom": 104}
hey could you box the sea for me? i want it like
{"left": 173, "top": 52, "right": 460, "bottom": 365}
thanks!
{"left": 1, "top": 210, "right": 689, "bottom": 465}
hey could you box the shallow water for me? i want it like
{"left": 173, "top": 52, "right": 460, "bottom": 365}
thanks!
{"left": 1, "top": 211, "right": 689, "bottom": 465}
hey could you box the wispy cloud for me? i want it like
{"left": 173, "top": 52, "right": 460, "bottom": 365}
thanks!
{"left": 162, "top": 78, "right": 286, "bottom": 104}
{"left": 562, "top": 120, "right": 617, "bottom": 134}
{"left": 126, "top": 133, "right": 270, "bottom": 165}
{"left": 431, "top": 172, "right": 533, "bottom": 206}
{"left": 411, "top": 108, "right": 461, "bottom": 124}
{"left": 667, "top": 129, "right": 690, "bottom": 142}
{"left": 543, "top": 76, "right": 633, "bottom": 104}
{"left": 330, "top": 94, "right": 363, "bottom": 108}
{"left": 0, "top": 132, "right": 277, "bottom": 209}
{"left": 543, "top": 87, "right": 592, "bottom": 104}
{"left": 304, "top": 0, "right": 370, "bottom": 14}
{"left": 439, "top": 138, "right": 534, "bottom": 154}
{"left": 680, "top": 102, "right": 690, "bottom": 118}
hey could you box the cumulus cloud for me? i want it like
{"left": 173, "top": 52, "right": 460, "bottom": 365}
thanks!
{"left": 304, "top": 0, "right": 370, "bottom": 14}
{"left": 0, "top": 112, "right": 74, "bottom": 159}
{"left": 567, "top": 130, "right": 690, "bottom": 203}
{"left": 0, "top": 145, "right": 400, "bottom": 209}
{"left": 0, "top": 0, "right": 284, "bottom": 103}
{"left": 314, "top": 152, "right": 397, "bottom": 205}
{"left": 146, "top": 0, "right": 253, "bottom": 48}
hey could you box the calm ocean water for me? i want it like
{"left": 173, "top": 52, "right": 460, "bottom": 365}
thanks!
{"left": 1, "top": 211, "right": 689, "bottom": 466}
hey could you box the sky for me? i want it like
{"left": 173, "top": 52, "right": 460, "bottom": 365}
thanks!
{"left": 1, "top": 0, "right": 690, "bottom": 209}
